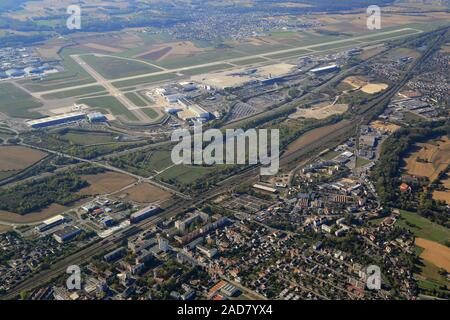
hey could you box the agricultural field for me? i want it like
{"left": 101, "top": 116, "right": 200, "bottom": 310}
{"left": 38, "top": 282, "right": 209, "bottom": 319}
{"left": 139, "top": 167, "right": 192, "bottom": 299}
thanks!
{"left": 0, "top": 83, "right": 43, "bottom": 119}
{"left": 115, "top": 182, "right": 172, "bottom": 204}
{"left": 0, "top": 203, "right": 71, "bottom": 225}
{"left": 0, "top": 145, "right": 47, "bottom": 172}
{"left": 78, "top": 172, "right": 136, "bottom": 196}
{"left": 82, "top": 54, "right": 163, "bottom": 79}
{"left": 415, "top": 238, "right": 450, "bottom": 273}
{"left": 397, "top": 210, "right": 450, "bottom": 295}
{"left": 397, "top": 210, "right": 450, "bottom": 245}
{"left": 284, "top": 120, "right": 351, "bottom": 158}
{"left": 403, "top": 136, "right": 450, "bottom": 182}
{"left": 156, "top": 164, "right": 216, "bottom": 186}
{"left": 77, "top": 96, "right": 138, "bottom": 121}
{"left": 433, "top": 176, "right": 450, "bottom": 205}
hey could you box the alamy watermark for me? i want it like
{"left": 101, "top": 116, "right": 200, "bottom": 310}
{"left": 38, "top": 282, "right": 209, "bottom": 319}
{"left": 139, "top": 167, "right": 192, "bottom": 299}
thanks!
{"left": 367, "top": 5, "right": 381, "bottom": 30}
{"left": 366, "top": 265, "right": 381, "bottom": 290}
{"left": 171, "top": 125, "right": 280, "bottom": 176}
{"left": 66, "top": 265, "right": 81, "bottom": 290}
{"left": 67, "top": 5, "right": 82, "bottom": 30}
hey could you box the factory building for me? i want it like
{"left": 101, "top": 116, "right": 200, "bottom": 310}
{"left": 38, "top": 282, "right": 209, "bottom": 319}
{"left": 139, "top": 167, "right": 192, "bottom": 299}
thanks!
{"left": 253, "top": 184, "right": 278, "bottom": 194}
{"left": 35, "top": 215, "right": 66, "bottom": 233}
{"left": 129, "top": 205, "right": 160, "bottom": 224}
{"left": 53, "top": 226, "right": 83, "bottom": 244}
{"left": 27, "top": 112, "right": 86, "bottom": 129}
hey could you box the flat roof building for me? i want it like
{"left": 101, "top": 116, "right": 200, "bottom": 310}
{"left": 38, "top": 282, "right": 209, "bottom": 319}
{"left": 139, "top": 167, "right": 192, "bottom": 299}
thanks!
{"left": 27, "top": 112, "right": 86, "bottom": 129}
{"left": 35, "top": 214, "right": 65, "bottom": 232}
{"left": 53, "top": 226, "right": 82, "bottom": 243}
{"left": 129, "top": 205, "right": 160, "bottom": 224}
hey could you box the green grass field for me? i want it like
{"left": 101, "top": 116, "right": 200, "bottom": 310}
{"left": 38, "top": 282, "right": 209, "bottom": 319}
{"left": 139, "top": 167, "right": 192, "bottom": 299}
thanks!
{"left": 395, "top": 210, "right": 450, "bottom": 296}
{"left": 82, "top": 54, "right": 163, "bottom": 80}
{"left": 265, "top": 48, "right": 311, "bottom": 59}
{"left": 180, "top": 63, "right": 234, "bottom": 76}
{"left": 0, "top": 83, "right": 43, "bottom": 119}
{"left": 155, "top": 49, "right": 246, "bottom": 69}
{"left": 41, "top": 85, "right": 105, "bottom": 100}
{"left": 157, "top": 164, "right": 216, "bottom": 185}
{"left": 59, "top": 129, "right": 117, "bottom": 145}
{"left": 112, "top": 73, "right": 179, "bottom": 88}
{"left": 397, "top": 210, "right": 450, "bottom": 245}
{"left": 124, "top": 92, "right": 149, "bottom": 107}
{"left": 77, "top": 96, "right": 138, "bottom": 121}
{"left": 416, "top": 258, "right": 449, "bottom": 296}
{"left": 356, "top": 157, "right": 373, "bottom": 168}
{"left": 141, "top": 108, "right": 160, "bottom": 119}
{"left": 232, "top": 57, "right": 269, "bottom": 66}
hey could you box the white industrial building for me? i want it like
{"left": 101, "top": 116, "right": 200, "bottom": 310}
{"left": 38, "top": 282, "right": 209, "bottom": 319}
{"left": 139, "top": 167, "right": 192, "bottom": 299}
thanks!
{"left": 26, "top": 112, "right": 86, "bottom": 128}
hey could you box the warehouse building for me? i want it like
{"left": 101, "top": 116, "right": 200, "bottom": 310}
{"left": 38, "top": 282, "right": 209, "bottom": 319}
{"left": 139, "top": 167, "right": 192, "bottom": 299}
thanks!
{"left": 26, "top": 112, "right": 86, "bottom": 128}
{"left": 53, "top": 226, "right": 82, "bottom": 243}
{"left": 129, "top": 205, "right": 160, "bottom": 224}
{"left": 253, "top": 183, "right": 278, "bottom": 194}
{"left": 35, "top": 215, "right": 66, "bottom": 233}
